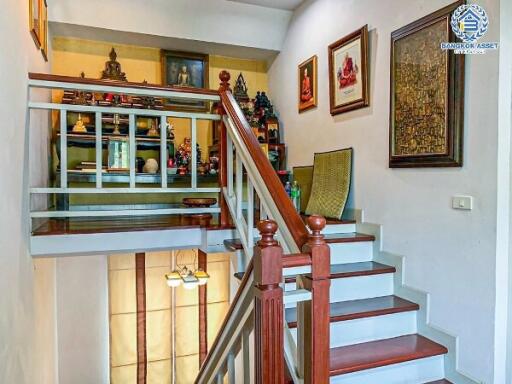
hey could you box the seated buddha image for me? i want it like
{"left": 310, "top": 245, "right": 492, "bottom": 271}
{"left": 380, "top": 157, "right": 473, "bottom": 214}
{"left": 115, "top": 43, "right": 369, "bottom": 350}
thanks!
{"left": 177, "top": 65, "right": 191, "bottom": 86}
{"left": 337, "top": 52, "right": 358, "bottom": 89}
{"left": 301, "top": 67, "right": 312, "bottom": 102}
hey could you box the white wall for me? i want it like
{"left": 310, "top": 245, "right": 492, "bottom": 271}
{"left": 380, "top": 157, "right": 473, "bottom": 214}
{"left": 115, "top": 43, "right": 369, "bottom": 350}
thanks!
{"left": 268, "top": 0, "right": 502, "bottom": 381}
{"left": 0, "top": 2, "right": 53, "bottom": 384}
{"left": 56, "top": 256, "right": 110, "bottom": 384}
{"left": 49, "top": 0, "right": 292, "bottom": 52}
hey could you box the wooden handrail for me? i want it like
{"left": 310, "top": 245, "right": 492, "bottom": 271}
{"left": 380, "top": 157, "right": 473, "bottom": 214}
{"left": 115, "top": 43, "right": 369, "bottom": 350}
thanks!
{"left": 28, "top": 72, "right": 220, "bottom": 96}
{"left": 282, "top": 253, "right": 312, "bottom": 268}
{"left": 219, "top": 88, "right": 309, "bottom": 249}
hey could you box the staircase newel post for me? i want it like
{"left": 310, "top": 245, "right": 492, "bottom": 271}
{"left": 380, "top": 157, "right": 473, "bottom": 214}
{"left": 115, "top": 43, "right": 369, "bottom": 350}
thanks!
{"left": 253, "top": 220, "right": 284, "bottom": 384}
{"left": 217, "top": 70, "right": 231, "bottom": 227}
{"left": 298, "top": 215, "right": 331, "bottom": 384}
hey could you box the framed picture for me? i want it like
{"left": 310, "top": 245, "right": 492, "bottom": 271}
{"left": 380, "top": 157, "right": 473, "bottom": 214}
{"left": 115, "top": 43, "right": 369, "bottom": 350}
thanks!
{"left": 259, "top": 143, "right": 269, "bottom": 158}
{"left": 161, "top": 50, "right": 209, "bottom": 111}
{"left": 389, "top": 1, "right": 464, "bottom": 168}
{"left": 252, "top": 127, "right": 267, "bottom": 143}
{"left": 298, "top": 55, "right": 317, "bottom": 113}
{"left": 40, "top": 0, "right": 48, "bottom": 62}
{"left": 266, "top": 119, "right": 280, "bottom": 144}
{"left": 29, "top": 0, "right": 41, "bottom": 47}
{"left": 108, "top": 138, "right": 130, "bottom": 171}
{"left": 328, "top": 25, "right": 369, "bottom": 115}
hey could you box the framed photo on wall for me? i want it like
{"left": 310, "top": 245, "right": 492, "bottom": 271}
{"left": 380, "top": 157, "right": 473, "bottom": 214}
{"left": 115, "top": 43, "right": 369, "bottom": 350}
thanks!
{"left": 161, "top": 50, "right": 209, "bottom": 111}
{"left": 389, "top": 1, "right": 464, "bottom": 167}
{"left": 29, "top": 0, "right": 41, "bottom": 47}
{"left": 298, "top": 55, "right": 318, "bottom": 113}
{"left": 328, "top": 25, "right": 369, "bottom": 115}
{"left": 40, "top": 0, "right": 48, "bottom": 62}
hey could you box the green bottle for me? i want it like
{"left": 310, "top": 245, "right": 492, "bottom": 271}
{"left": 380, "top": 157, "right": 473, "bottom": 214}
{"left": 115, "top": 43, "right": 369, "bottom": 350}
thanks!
{"left": 291, "top": 181, "right": 301, "bottom": 213}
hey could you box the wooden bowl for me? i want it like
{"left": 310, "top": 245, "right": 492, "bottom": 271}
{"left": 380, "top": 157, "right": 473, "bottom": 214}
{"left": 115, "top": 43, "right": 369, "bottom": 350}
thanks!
{"left": 182, "top": 198, "right": 217, "bottom": 208}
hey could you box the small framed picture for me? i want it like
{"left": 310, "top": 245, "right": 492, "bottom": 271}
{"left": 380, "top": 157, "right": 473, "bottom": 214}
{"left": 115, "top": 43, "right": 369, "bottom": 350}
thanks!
{"left": 298, "top": 55, "right": 318, "bottom": 113}
{"left": 29, "top": 0, "right": 41, "bottom": 48}
{"left": 259, "top": 143, "right": 269, "bottom": 158}
{"left": 328, "top": 25, "right": 370, "bottom": 115}
{"left": 161, "top": 50, "right": 209, "bottom": 111}
{"left": 266, "top": 119, "right": 280, "bottom": 144}
{"left": 108, "top": 138, "right": 130, "bottom": 171}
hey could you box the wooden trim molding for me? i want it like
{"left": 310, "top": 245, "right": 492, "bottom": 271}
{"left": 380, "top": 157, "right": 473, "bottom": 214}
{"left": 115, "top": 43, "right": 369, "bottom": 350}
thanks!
{"left": 28, "top": 72, "right": 220, "bottom": 96}
{"left": 135, "top": 253, "right": 147, "bottom": 384}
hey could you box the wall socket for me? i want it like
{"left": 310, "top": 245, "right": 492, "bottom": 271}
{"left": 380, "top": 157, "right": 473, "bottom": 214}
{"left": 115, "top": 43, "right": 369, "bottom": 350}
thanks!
{"left": 452, "top": 195, "right": 473, "bottom": 210}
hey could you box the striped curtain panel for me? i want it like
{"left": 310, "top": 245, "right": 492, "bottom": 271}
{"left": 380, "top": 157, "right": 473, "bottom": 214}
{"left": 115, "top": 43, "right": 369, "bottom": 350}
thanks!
{"left": 108, "top": 250, "right": 231, "bottom": 384}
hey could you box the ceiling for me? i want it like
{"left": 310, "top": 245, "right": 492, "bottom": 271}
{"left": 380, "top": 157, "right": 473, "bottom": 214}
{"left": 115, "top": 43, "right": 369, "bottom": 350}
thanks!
{"left": 228, "top": 0, "right": 305, "bottom": 11}
{"left": 50, "top": 23, "right": 280, "bottom": 64}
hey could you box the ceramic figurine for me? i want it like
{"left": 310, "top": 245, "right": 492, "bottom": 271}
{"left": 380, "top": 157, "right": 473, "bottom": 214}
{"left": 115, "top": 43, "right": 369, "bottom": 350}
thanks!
{"left": 143, "top": 158, "right": 159, "bottom": 174}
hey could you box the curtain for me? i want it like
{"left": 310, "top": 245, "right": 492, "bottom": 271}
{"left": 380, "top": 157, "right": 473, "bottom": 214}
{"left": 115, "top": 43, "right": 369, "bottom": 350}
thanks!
{"left": 108, "top": 250, "right": 230, "bottom": 384}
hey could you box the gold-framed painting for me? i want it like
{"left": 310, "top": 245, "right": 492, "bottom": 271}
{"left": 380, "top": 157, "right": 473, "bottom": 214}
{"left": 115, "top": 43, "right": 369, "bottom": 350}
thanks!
{"left": 298, "top": 55, "right": 317, "bottom": 113}
{"left": 161, "top": 50, "right": 209, "bottom": 111}
{"left": 29, "top": 0, "right": 41, "bottom": 47}
{"left": 40, "top": 0, "right": 48, "bottom": 62}
{"left": 328, "top": 25, "right": 369, "bottom": 115}
{"left": 389, "top": 1, "right": 465, "bottom": 168}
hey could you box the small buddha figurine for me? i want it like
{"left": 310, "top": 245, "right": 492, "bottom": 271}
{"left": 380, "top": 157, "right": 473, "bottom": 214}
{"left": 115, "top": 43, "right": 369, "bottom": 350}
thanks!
{"left": 101, "top": 48, "right": 127, "bottom": 81}
{"left": 176, "top": 65, "right": 191, "bottom": 86}
{"left": 72, "top": 113, "right": 87, "bottom": 133}
{"left": 147, "top": 119, "right": 159, "bottom": 137}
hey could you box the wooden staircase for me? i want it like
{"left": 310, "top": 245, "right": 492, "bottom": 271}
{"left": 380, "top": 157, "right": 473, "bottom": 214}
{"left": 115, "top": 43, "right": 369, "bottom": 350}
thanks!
{"left": 233, "top": 220, "right": 453, "bottom": 383}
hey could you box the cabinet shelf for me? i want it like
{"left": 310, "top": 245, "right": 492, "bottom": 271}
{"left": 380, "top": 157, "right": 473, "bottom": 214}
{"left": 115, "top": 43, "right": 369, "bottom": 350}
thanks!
{"left": 60, "top": 171, "right": 218, "bottom": 184}
{"left": 58, "top": 133, "right": 173, "bottom": 149}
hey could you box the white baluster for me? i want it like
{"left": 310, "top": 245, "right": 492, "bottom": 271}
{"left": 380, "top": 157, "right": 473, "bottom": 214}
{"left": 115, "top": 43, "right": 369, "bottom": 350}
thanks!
{"left": 236, "top": 154, "right": 243, "bottom": 220}
{"left": 227, "top": 351, "right": 236, "bottom": 384}
{"left": 227, "top": 133, "right": 234, "bottom": 197}
{"left": 160, "top": 116, "right": 167, "bottom": 188}
{"left": 95, "top": 112, "right": 102, "bottom": 189}
{"left": 129, "top": 114, "right": 136, "bottom": 188}
{"left": 60, "top": 109, "right": 67, "bottom": 188}
{"left": 247, "top": 179, "right": 254, "bottom": 249}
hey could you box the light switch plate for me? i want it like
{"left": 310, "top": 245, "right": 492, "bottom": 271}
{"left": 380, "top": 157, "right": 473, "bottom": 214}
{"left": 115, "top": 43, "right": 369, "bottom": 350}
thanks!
{"left": 452, "top": 195, "right": 473, "bottom": 210}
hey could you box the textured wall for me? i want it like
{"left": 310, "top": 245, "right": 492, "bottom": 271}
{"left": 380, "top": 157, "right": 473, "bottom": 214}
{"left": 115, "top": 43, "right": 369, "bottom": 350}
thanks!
{"left": 268, "top": 0, "right": 502, "bottom": 381}
{"left": 0, "top": 2, "right": 53, "bottom": 384}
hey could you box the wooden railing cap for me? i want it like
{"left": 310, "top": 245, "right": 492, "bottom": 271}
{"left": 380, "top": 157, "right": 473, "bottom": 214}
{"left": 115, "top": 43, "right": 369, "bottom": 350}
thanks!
{"left": 307, "top": 215, "right": 327, "bottom": 245}
{"left": 257, "top": 219, "right": 278, "bottom": 247}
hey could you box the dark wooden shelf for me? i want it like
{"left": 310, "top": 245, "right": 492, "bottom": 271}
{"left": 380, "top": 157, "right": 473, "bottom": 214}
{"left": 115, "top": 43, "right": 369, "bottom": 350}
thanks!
{"left": 329, "top": 334, "right": 448, "bottom": 376}
{"left": 31, "top": 213, "right": 231, "bottom": 236}
{"left": 285, "top": 295, "right": 419, "bottom": 328}
{"left": 58, "top": 171, "right": 218, "bottom": 184}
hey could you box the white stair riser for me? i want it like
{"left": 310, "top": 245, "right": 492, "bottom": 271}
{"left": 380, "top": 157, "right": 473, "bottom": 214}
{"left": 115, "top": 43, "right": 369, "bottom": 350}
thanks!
{"left": 330, "top": 355, "right": 445, "bottom": 384}
{"left": 285, "top": 274, "right": 394, "bottom": 303}
{"left": 329, "top": 242, "right": 373, "bottom": 264}
{"left": 288, "top": 311, "right": 417, "bottom": 348}
{"left": 322, "top": 223, "right": 357, "bottom": 234}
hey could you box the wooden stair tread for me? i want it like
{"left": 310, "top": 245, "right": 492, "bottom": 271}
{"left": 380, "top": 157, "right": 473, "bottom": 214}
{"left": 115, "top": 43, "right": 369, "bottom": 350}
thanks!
{"left": 224, "top": 232, "right": 375, "bottom": 251}
{"left": 234, "top": 261, "right": 396, "bottom": 283}
{"left": 424, "top": 380, "right": 453, "bottom": 384}
{"left": 330, "top": 334, "right": 448, "bottom": 376}
{"left": 285, "top": 295, "right": 419, "bottom": 328}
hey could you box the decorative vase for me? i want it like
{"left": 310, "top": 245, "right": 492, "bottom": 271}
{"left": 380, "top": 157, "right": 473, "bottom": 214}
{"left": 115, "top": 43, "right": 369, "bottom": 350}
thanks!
{"left": 143, "top": 158, "right": 159, "bottom": 174}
